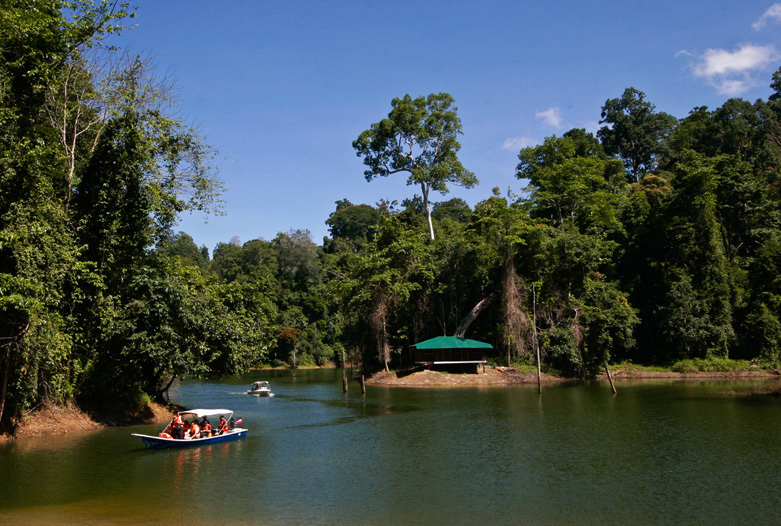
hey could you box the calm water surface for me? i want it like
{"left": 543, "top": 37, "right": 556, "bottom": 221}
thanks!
{"left": 1, "top": 369, "right": 780, "bottom": 525}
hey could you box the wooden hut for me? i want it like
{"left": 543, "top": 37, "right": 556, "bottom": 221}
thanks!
{"left": 412, "top": 336, "right": 491, "bottom": 369}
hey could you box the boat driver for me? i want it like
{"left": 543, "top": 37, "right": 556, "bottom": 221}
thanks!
{"left": 171, "top": 412, "right": 184, "bottom": 439}
{"left": 218, "top": 415, "right": 229, "bottom": 434}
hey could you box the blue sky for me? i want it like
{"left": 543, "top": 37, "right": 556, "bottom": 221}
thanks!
{"left": 118, "top": 1, "right": 781, "bottom": 253}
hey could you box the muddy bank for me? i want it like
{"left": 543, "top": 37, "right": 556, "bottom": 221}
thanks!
{"left": 366, "top": 367, "right": 566, "bottom": 387}
{"left": 1, "top": 401, "right": 176, "bottom": 442}
{"left": 366, "top": 366, "right": 780, "bottom": 387}
{"left": 603, "top": 367, "right": 779, "bottom": 380}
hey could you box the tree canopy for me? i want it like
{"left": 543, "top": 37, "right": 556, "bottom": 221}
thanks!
{"left": 353, "top": 93, "right": 477, "bottom": 240}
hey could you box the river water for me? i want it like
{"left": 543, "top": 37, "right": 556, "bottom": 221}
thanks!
{"left": 1, "top": 369, "right": 780, "bottom": 525}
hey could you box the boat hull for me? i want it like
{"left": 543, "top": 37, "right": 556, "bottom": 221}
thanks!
{"left": 132, "top": 429, "right": 247, "bottom": 450}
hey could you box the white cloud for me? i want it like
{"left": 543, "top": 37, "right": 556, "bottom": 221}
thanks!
{"left": 502, "top": 136, "right": 535, "bottom": 151}
{"left": 753, "top": 3, "right": 781, "bottom": 30}
{"left": 689, "top": 43, "right": 778, "bottom": 95}
{"left": 693, "top": 44, "right": 777, "bottom": 76}
{"left": 535, "top": 107, "right": 563, "bottom": 128}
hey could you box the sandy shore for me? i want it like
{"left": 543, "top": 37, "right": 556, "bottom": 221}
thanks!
{"left": 365, "top": 366, "right": 779, "bottom": 387}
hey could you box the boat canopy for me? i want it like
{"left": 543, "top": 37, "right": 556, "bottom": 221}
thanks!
{"left": 178, "top": 409, "right": 233, "bottom": 418}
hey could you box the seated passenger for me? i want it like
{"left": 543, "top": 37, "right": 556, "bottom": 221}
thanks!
{"left": 189, "top": 420, "right": 200, "bottom": 439}
{"left": 201, "top": 417, "right": 212, "bottom": 437}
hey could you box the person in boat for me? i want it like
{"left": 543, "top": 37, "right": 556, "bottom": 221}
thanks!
{"left": 188, "top": 420, "right": 200, "bottom": 439}
{"left": 253, "top": 383, "right": 260, "bottom": 391}
{"left": 200, "top": 417, "right": 212, "bottom": 437}
{"left": 171, "top": 412, "right": 184, "bottom": 439}
{"left": 218, "top": 415, "right": 229, "bottom": 435}
{"left": 159, "top": 420, "right": 174, "bottom": 439}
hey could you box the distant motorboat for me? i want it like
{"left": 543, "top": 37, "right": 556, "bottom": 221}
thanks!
{"left": 247, "top": 381, "right": 272, "bottom": 396}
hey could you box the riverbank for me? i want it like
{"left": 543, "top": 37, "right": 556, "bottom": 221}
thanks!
{"left": 0, "top": 401, "right": 176, "bottom": 442}
{"left": 366, "top": 365, "right": 780, "bottom": 387}
{"left": 366, "top": 366, "right": 564, "bottom": 386}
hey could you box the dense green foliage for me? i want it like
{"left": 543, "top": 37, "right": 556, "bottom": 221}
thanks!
{"left": 3, "top": 2, "right": 781, "bottom": 427}
{"left": 329, "top": 82, "right": 781, "bottom": 378}
{"left": 0, "top": 2, "right": 274, "bottom": 424}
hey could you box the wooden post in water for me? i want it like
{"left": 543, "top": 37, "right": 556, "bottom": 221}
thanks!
{"left": 342, "top": 349, "right": 348, "bottom": 393}
{"left": 533, "top": 284, "right": 542, "bottom": 395}
{"left": 605, "top": 363, "right": 617, "bottom": 394}
{"left": 360, "top": 374, "right": 366, "bottom": 394}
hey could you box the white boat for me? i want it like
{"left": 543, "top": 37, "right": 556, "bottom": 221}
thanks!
{"left": 132, "top": 408, "right": 247, "bottom": 450}
{"left": 246, "top": 381, "right": 272, "bottom": 396}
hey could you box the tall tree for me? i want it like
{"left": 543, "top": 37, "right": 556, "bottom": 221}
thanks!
{"left": 353, "top": 93, "right": 477, "bottom": 240}
{"left": 598, "top": 88, "right": 677, "bottom": 181}
{"left": 0, "top": 0, "right": 131, "bottom": 423}
{"left": 471, "top": 194, "right": 533, "bottom": 364}
{"left": 325, "top": 199, "right": 381, "bottom": 249}
{"left": 517, "top": 134, "right": 626, "bottom": 236}
{"left": 343, "top": 217, "right": 435, "bottom": 370}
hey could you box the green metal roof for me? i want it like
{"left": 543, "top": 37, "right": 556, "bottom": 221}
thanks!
{"left": 411, "top": 336, "right": 493, "bottom": 350}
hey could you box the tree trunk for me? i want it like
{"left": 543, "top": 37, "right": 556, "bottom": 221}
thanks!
{"left": 454, "top": 293, "right": 496, "bottom": 337}
{"left": 534, "top": 284, "right": 541, "bottom": 395}
{"left": 372, "top": 296, "right": 391, "bottom": 371}
{"left": 0, "top": 344, "right": 11, "bottom": 424}
{"left": 501, "top": 254, "right": 529, "bottom": 361}
{"left": 605, "top": 363, "right": 617, "bottom": 394}
{"left": 158, "top": 375, "right": 176, "bottom": 403}
{"left": 422, "top": 183, "right": 435, "bottom": 240}
{"left": 342, "top": 349, "right": 348, "bottom": 393}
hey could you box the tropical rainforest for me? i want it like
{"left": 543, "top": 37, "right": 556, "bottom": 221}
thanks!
{"left": 3, "top": 1, "right": 781, "bottom": 427}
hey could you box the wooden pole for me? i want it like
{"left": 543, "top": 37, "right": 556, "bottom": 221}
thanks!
{"left": 605, "top": 363, "right": 617, "bottom": 394}
{"left": 533, "top": 284, "right": 541, "bottom": 395}
{"left": 342, "top": 349, "right": 348, "bottom": 393}
{"left": 360, "top": 374, "right": 366, "bottom": 394}
{"left": 0, "top": 344, "right": 11, "bottom": 424}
